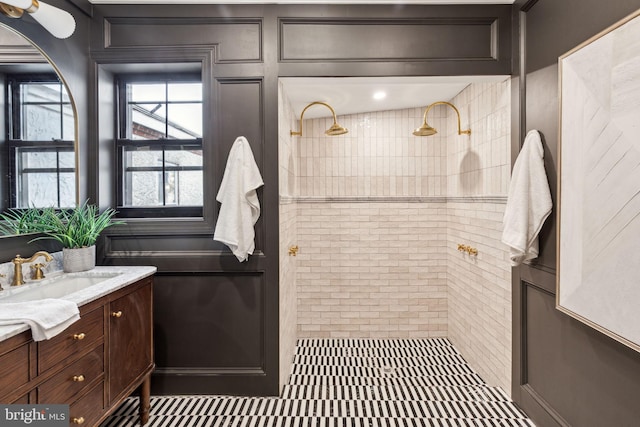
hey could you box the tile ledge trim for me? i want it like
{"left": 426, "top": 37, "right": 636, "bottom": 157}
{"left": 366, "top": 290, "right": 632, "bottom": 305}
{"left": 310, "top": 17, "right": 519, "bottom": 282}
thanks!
{"left": 279, "top": 195, "right": 507, "bottom": 204}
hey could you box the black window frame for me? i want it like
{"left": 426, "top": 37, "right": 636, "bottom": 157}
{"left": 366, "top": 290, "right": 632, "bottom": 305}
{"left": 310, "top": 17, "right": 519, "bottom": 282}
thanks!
{"left": 115, "top": 72, "right": 204, "bottom": 218}
{"left": 6, "top": 73, "right": 75, "bottom": 209}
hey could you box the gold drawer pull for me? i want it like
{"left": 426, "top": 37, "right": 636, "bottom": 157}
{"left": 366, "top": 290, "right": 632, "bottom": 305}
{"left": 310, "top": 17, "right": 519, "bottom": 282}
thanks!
{"left": 111, "top": 311, "right": 123, "bottom": 318}
{"left": 73, "top": 333, "right": 86, "bottom": 340}
{"left": 72, "top": 374, "right": 85, "bottom": 382}
{"left": 72, "top": 417, "right": 85, "bottom": 424}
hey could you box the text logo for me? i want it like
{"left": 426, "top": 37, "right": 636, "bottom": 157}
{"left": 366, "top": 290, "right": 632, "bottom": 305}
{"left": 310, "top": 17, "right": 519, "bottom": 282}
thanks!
{"left": 0, "top": 405, "right": 68, "bottom": 426}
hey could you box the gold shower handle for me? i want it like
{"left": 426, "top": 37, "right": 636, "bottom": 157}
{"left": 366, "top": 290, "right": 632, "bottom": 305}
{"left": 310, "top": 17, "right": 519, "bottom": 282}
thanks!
{"left": 288, "top": 245, "right": 299, "bottom": 256}
{"left": 457, "top": 243, "right": 478, "bottom": 256}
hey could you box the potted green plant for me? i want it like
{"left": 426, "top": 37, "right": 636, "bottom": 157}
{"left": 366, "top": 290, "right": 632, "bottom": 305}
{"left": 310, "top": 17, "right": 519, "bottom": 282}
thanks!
{"left": 0, "top": 207, "right": 56, "bottom": 236}
{"left": 32, "top": 201, "right": 124, "bottom": 272}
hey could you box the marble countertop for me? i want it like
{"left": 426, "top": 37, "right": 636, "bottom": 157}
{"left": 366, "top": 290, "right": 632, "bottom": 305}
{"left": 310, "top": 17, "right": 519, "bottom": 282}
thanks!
{"left": 0, "top": 266, "right": 157, "bottom": 342}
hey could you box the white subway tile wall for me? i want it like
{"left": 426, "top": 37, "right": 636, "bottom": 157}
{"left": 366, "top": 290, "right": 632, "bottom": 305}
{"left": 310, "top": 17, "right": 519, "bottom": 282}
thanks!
{"left": 447, "top": 80, "right": 511, "bottom": 197}
{"left": 296, "top": 202, "right": 448, "bottom": 338}
{"left": 278, "top": 78, "right": 512, "bottom": 392}
{"left": 447, "top": 201, "right": 511, "bottom": 392}
{"left": 445, "top": 80, "right": 512, "bottom": 392}
{"left": 296, "top": 107, "right": 447, "bottom": 197}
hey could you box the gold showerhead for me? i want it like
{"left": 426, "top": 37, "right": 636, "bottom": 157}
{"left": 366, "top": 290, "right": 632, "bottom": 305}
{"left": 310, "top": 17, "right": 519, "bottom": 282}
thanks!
{"left": 412, "top": 123, "right": 438, "bottom": 137}
{"left": 325, "top": 122, "right": 349, "bottom": 136}
{"left": 291, "top": 101, "right": 349, "bottom": 137}
{"left": 413, "top": 101, "right": 470, "bottom": 137}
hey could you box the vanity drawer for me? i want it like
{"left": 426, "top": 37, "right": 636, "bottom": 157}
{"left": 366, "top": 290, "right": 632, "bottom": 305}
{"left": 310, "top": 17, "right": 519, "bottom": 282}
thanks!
{"left": 69, "top": 381, "right": 105, "bottom": 427}
{"left": 38, "top": 345, "right": 104, "bottom": 403}
{"left": 38, "top": 307, "right": 104, "bottom": 374}
{"left": 0, "top": 335, "right": 30, "bottom": 399}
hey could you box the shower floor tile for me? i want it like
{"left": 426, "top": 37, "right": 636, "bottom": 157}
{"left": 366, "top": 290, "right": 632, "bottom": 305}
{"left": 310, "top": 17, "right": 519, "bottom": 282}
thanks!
{"left": 101, "top": 338, "right": 534, "bottom": 427}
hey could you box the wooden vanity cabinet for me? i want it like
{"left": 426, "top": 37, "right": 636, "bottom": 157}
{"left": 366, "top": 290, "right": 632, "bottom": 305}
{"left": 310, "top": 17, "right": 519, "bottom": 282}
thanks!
{"left": 0, "top": 332, "right": 32, "bottom": 402}
{"left": 108, "top": 281, "right": 153, "bottom": 409}
{"left": 0, "top": 275, "right": 154, "bottom": 427}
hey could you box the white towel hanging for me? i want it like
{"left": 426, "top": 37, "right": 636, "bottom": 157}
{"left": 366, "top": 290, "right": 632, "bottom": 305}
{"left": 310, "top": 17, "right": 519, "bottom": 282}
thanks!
{"left": 502, "top": 129, "right": 553, "bottom": 266}
{"left": 213, "top": 136, "right": 264, "bottom": 262}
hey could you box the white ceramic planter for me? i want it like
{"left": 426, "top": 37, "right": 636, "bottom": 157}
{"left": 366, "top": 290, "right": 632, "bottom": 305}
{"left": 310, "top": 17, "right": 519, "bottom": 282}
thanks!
{"left": 63, "top": 245, "right": 96, "bottom": 273}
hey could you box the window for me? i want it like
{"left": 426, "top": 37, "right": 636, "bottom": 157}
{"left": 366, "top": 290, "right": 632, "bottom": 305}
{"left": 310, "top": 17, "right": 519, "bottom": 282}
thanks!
{"left": 116, "top": 74, "right": 203, "bottom": 217}
{"left": 7, "top": 75, "right": 75, "bottom": 208}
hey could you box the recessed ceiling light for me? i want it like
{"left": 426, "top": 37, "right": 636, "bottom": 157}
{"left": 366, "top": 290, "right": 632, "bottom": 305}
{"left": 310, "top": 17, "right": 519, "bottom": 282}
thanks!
{"left": 373, "top": 91, "right": 387, "bottom": 100}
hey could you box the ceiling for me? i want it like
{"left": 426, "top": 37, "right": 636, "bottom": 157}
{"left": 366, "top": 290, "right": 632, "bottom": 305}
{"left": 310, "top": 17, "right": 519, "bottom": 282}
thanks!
{"left": 280, "top": 75, "right": 509, "bottom": 118}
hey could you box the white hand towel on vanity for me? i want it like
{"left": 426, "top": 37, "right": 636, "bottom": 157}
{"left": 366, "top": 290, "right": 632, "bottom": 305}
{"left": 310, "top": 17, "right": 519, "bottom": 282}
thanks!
{"left": 214, "top": 136, "right": 264, "bottom": 262}
{"left": 0, "top": 298, "right": 80, "bottom": 341}
{"left": 502, "top": 129, "right": 553, "bottom": 266}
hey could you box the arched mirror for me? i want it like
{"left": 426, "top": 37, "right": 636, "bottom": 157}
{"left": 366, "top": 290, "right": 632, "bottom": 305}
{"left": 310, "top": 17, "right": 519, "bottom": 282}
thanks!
{"left": 0, "top": 24, "right": 78, "bottom": 236}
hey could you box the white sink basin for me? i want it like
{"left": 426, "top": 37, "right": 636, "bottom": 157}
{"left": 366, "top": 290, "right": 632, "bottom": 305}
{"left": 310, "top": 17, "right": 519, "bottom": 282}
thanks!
{"left": 0, "top": 272, "right": 122, "bottom": 303}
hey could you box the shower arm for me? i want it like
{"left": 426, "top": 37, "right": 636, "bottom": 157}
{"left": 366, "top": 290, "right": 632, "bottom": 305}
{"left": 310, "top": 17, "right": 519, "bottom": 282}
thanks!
{"left": 420, "top": 101, "right": 471, "bottom": 136}
{"left": 290, "top": 101, "right": 341, "bottom": 137}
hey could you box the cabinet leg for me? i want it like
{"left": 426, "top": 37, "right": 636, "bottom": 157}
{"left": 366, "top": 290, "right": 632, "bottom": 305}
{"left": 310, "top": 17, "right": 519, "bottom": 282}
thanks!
{"left": 139, "top": 376, "right": 151, "bottom": 425}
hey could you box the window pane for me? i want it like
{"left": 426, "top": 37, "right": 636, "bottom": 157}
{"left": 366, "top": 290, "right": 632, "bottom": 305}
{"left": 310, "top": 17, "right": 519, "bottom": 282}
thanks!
{"left": 167, "top": 103, "right": 202, "bottom": 138}
{"left": 17, "top": 171, "right": 74, "bottom": 208}
{"left": 63, "top": 104, "right": 74, "bottom": 140}
{"left": 15, "top": 148, "right": 75, "bottom": 209}
{"left": 58, "top": 149, "right": 75, "bottom": 169}
{"left": 129, "top": 171, "right": 163, "bottom": 206}
{"left": 123, "top": 149, "right": 162, "bottom": 206}
{"left": 22, "top": 83, "right": 62, "bottom": 103}
{"left": 168, "top": 83, "right": 202, "bottom": 102}
{"left": 58, "top": 173, "right": 76, "bottom": 208}
{"left": 122, "top": 146, "right": 203, "bottom": 208}
{"left": 18, "top": 149, "right": 74, "bottom": 168}
{"left": 176, "top": 170, "right": 203, "bottom": 205}
{"left": 18, "top": 172, "right": 60, "bottom": 208}
{"left": 22, "top": 104, "right": 62, "bottom": 140}
{"left": 164, "top": 170, "right": 178, "bottom": 205}
{"left": 62, "top": 86, "right": 70, "bottom": 103}
{"left": 132, "top": 106, "right": 167, "bottom": 139}
{"left": 165, "top": 148, "right": 202, "bottom": 167}
{"left": 130, "top": 83, "right": 166, "bottom": 103}
{"left": 126, "top": 149, "right": 162, "bottom": 167}
{"left": 166, "top": 148, "right": 203, "bottom": 205}
{"left": 19, "top": 149, "right": 57, "bottom": 168}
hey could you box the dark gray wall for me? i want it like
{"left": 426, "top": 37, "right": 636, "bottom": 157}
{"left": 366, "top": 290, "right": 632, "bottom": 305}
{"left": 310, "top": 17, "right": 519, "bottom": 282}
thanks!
{"left": 512, "top": 0, "right": 640, "bottom": 426}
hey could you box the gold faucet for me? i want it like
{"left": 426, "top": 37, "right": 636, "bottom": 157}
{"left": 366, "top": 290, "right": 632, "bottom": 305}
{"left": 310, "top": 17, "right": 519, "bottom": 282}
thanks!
{"left": 12, "top": 251, "right": 53, "bottom": 286}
